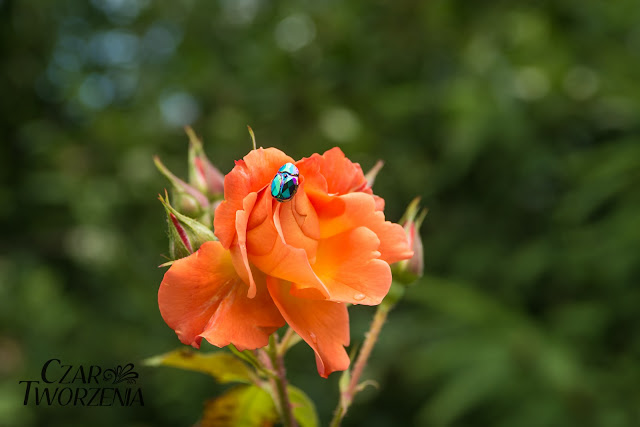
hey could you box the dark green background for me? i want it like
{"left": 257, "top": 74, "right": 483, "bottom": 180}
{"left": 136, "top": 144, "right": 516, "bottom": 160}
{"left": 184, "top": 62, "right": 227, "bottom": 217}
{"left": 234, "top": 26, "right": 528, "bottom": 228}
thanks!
{"left": 2, "top": 0, "right": 639, "bottom": 426}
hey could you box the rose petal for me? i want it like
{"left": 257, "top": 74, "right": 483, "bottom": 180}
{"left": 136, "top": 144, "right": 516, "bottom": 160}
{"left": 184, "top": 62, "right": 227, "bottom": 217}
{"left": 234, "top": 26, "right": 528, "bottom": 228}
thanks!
{"left": 364, "top": 214, "right": 414, "bottom": 265}
{"left": 267, "top": 278, "right": 350, "bottom": 378}
{"left": 373, "top": 195, "right": 385, "bottom": 211}
{"left": 234, "top": 192, "right": 258, "bottom": 298}
{"left": 214, "top": 163, "right": 251, "bottom": 248}
{"left": 310, "top": 191, "right": 374, "bottom": 238}
{"left": 277, "top": 185, "right": 320, "bottom": 261}
{"left": 295, "top": 153, "right": 328, "bottom": 195}
{"left": 311, "top": 192, "right": 413, "bottom": 264}
{"left": 248, "top": 227, "right": 330, "bottom": 298}
{"left": 314, "top": 147, "right": 368, "bottom": 195}
{"left": 159, "top": 241, "right": 284, "bottom": 350}
{"left": 245, "top": 187, "right": 330, "bottom": 298}
{"left": 215, "top": 148, "right": 294, "bottom": 248}
{"left": 310, "top": 226, "right": 392, "bottom": 305}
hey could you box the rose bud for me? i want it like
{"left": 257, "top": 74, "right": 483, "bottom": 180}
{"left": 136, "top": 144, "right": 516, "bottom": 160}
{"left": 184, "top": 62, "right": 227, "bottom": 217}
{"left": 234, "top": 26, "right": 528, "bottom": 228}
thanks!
{"left": 185, "top": 127, "right": 225, "bottom": 198}
{"left": 154, "top": 155, "right": 209, "bottom": 219}
{"left": 392, "top": 197, "right": 427, "bottom": 285}
{"left": 158, "top": 191, "right": 215, "bottom": 260}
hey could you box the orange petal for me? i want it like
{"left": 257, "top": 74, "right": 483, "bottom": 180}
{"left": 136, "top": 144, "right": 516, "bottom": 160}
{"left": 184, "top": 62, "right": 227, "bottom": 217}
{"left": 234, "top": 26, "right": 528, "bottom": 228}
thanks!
{"left": 245, "top": 191, "right": 278, "bottom": 257}
{"left": 373, "top": 195, "right": 385, "bottom": 211}
{"left": 311, "top": 192, "right": 412, "bottom": 264}
{"left": 214, "top": 162, "right": 251, "bottom": 248}
{"left": 247, "top": 187, "right": 273, "bottom": 232}
{"left": 245, "top": 187, "right": 329, "bottom": 298}
{"left": 295, "top": 153, "right": 328, "bottom": 195}
{"left": 247, "top": 182, "right": 320, "bottom": 261}
{"left": 364, "top": 215, "right": 414, "bottom": 265}
{"left": 158, "top": 241, "right": 284, "bottom": 350}
{"left": 311, "top": 191, "right": 375, "bottom": 238}
{"left": 310, "top": 226, "right": 392, "bottom": 305}
{"left": 315, "top": 147, "right": 369, "bottom": 195}
{"left": 243, "top": 148, "right": 295, "bottom": 195}
{"left": 267, "top": 278, "right": 350, "bottom": 378}
{"left": 234, "top": 192, "right": 258, "bottom": 298}
{"left": 215, "top": 148, "right": 294, "bottom": 248}
{"left": 248, "top": 227, "right": 330, "bottom": 298}
{"left": 277, "top": 183, "right": 321, "bottom": 261}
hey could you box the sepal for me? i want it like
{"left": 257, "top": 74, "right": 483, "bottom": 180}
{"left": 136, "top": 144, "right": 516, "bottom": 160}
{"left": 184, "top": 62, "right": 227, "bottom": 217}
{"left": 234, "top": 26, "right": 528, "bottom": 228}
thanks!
{"left": 159, "top": 191, "right": 216, "bottom": 259}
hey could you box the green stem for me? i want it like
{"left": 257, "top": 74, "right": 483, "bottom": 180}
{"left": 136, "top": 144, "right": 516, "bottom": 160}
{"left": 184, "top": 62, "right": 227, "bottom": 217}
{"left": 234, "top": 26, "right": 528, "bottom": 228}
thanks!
{"left": 330, "top": 303, "right": 391, "bottom": 427}
{"left": 329, "top": 405, "right": 345, "bottom": 427}
{"left": 278, "top": 327, "right": 302, "bottom": 356}
{"left": 267, "top": 335, "right": 297, "bottom": 427}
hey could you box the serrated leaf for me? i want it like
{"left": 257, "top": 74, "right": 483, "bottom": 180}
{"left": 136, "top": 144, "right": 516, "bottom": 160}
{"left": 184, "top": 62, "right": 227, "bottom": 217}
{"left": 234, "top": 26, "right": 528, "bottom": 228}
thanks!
{"left": 288, "top": 386, "right": 319, "bottom": 427}
{"left": 144, "top": 348, "right": 252, "bottom": 384}
{"left": 200, "top": 385, "right": 278, "bottom": 427}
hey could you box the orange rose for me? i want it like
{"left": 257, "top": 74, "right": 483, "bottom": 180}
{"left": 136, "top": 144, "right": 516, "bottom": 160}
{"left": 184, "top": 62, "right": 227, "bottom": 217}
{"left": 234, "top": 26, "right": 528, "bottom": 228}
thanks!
{"left": 159, "top": 147, "right": 412, "bottom": 377}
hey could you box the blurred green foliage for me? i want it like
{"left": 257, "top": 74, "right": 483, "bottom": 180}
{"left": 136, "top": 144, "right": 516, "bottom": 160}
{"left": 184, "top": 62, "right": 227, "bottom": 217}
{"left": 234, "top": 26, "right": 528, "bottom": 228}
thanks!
{"left": 1, "top": 0, "right": 639, "bottom": 426}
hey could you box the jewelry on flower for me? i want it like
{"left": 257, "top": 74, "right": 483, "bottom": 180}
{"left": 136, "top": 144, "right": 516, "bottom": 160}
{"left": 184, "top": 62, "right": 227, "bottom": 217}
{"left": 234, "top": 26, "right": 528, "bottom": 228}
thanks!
{"left": 270, "top": 163, "right": 299, "bottom": 202}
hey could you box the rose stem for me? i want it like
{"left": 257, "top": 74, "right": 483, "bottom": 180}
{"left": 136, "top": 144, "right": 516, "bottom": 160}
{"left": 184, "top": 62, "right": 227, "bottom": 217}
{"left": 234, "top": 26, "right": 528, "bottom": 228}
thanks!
{"left": 330, "top": 303, "right": 391, "bottom": 427}
{"left": 267, "top": 334, "right": 297, "bottom": 427}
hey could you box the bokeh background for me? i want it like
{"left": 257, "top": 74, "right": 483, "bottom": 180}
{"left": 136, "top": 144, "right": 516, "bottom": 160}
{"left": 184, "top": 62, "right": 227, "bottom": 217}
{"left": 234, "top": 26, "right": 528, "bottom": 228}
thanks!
{"left": 2, "top": 0, "right": 640, "bottom": 426}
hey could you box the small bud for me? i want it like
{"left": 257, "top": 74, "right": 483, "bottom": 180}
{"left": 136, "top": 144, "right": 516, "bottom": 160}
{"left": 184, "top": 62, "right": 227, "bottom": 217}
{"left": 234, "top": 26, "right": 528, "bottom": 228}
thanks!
{"left": 154, "top": 155, "right": 209, "bottom": 215}
{"left": 185, "top": 127, "right": 225, "bottom": 197}
{"left": 392, "top": 197, "right": 427, "bottom": 285}
{"left": 158, "top": 191, "right": 216, "bottom": 260}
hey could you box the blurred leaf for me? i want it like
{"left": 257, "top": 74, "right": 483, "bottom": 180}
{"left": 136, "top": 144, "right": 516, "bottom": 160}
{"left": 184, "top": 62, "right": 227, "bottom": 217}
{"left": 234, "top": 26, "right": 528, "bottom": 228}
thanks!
{"left": 144, "top": 348, "right": 252, "bottom": 384}
{"left": 200, "top": 385, "right": 278, "bottom": 427}
{"left": 406, "top": 275, "right": 538, "bottom": 334}
{"left": 416, "top": 353, "right": 510, "bottom": 426}
{"left": 288, "top": 386, "right": 319, "bottom": 427}
{"left": 554, "top": 140, "right": 640, "bottom": 223}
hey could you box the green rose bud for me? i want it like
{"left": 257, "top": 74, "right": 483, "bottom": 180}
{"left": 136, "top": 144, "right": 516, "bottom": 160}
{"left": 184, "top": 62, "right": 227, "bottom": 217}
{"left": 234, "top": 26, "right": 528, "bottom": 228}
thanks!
{"left": 392, "top": 197, "right": 427, "bottom": 285}
{"left": 185, "top": 126, "right": 225, "bottom": 198}
{"left": 158, "top": 192, "right": 216, "bottom": 260}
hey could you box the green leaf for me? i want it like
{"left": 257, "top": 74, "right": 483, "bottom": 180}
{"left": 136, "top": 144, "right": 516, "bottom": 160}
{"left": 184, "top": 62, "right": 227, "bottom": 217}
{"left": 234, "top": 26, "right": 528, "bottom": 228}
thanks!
{"left": 144, "top": 348, "right": 252, "bottom": 384}
{"left": 288, "top": 386, "right": 319, "bottom": 427}
{"left": 200, "top": 385, "right": 278, "bottom": 427}
{"left": 228, "top": 344, "right": 275, "bottom": 378}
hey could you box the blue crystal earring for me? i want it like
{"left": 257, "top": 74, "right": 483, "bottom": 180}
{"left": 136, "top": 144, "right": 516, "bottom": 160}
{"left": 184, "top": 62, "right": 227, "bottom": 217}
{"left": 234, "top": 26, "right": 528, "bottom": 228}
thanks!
{"left": 271, "top": 163, "right": 299, "bottom": 202}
